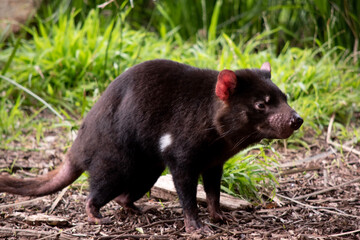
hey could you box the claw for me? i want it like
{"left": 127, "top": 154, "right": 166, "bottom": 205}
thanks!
{"left": 113, "top": 195, "right": 142, "bottom": 214}
{"left": 85, "top": 198, "right": 112, "bottom": 225}
{"left": 87, "top": 216, "right": 112, "bottom": 225}
{"left": 184, "top": 218, "right": 202, "bottom": 233}
{"left": 210, "top": 210, "right": 235, "bottom": 223}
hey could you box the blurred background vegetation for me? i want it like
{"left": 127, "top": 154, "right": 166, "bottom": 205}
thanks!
{"left": 36, "top": 0, "right": 360, "bottom": 56}
{"left": 0, "top": 0, "right": 359, "bottom": 201}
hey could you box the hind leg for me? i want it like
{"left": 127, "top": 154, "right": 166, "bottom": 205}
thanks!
{"left": 113, "top": 159, "right": 165, "bottom": 213}
{"left": 85, "top": 160, "right": 125, "bottom": 224}
{"left": 113, "top": 193, "right": 141, "bottom": 214}
{"left": 86, "top": 183, "right": 121, "bottom": 224}
{"left": 86, "top": 196, "right": 112, "bottom": 224}
{"left": 85, "top": 148, "right": 164, "bottom": 223}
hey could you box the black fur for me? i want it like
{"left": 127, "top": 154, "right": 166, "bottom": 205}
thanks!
{"left": 0, "top": 59, "right": 302, "bottom": 232}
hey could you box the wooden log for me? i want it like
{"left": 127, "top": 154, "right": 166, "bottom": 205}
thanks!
{"left": 151, "top": 174, "right": 251, "bottom": 210}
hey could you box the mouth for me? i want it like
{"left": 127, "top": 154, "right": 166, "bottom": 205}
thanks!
{"left": 256, "top": 125, "right": 296, "bottom": 139}
{"left": 276, "top": 129, "right": 295, "bottom": 139}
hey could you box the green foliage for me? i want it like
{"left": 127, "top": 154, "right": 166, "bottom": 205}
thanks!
{"left": 0, "top": 95, "right": 50, "bottom": 146}
{"left": 35, "top": 0, "right": 360, "bottom": 56}
{"left": 0, "top": 96, "right": 24, "bottom": 139}
{"left": 222, "top": 145, "right": 278, "bottom": 201}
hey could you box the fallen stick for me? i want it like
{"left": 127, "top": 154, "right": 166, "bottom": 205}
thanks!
{"left": 140, "top": 218, "right": 184, "bottom": 229}
{"left": 48, "top": 186, "right": 68, "bottom": 213}
{"left": 152, "top": 174, "right": 251, "bottom": 210}
{"left": 205, "top": 222, "right": 237, "bottom": 235}
{"left": 279, "top": 166, "right": 321, "bottom": 176}
{"left": 98, "top": 234, "right": 170, "bottom": 240}
{"left": 0, "top": 227, "right": 53, "bottom": 238}
{"left": 25, "top": 213, "right": 69, "bottom": 227}
{"left": 278, "top": 193, "right": 360, "bottom": 219}
{"left": 256, "top": 206, "right": 301, "bottom": 214}
{"left": 0, "top": 196, "right": 47, "bottom": 210}
{"left": 201, "top": 232, "right": 226, "bottom": 240}
{"left": 326, "top": 112, "right": 360, "bottom": 156}
{"left": 37, "top": 225, "right": 84, "bottom": 240}
{"left": 326, "top": 113, "right": 336, "bottom": 144}
{"left": 328, "top": 140, "right": 360, "bottom": 156}
{"left": 294, "top": 176, "right": 360, "bottom": 200}
{"left": 275, "top": 150, "right": 334, "bottom": 169}
{"left": 277, "top": 194, "right": 320, "bottom": 212}
{"left": 97, "top": 218, "right": 184, "bottom": 240}
{"left": 329, "top": 228, "right": 360, "bottom": 237}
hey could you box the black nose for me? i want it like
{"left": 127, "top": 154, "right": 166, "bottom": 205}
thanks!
{"left": 290, "top": 113, "right": 303, "bottom": 130}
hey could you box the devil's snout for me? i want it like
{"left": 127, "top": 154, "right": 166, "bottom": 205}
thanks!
{"left": 290, "top": 113, "right": 303, "bottom": 130}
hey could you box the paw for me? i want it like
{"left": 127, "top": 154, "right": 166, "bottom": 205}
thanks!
{"left": 184, "top": 218, "right": 203, "bottom": 233}
{"left": 87, "top": 216, "right": 112, "bottom": 225}
{"left": 184, "top": 219, "right": 213, "bottom": 234}
{"left": 123, "top": 203, "right": 142, "bottom": 214}
{"left": 210, "top": 210, "right": 234, "bottom": 223}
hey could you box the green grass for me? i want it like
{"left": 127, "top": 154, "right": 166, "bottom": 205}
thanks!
{"left": 222, "top": 145, "right": 278, "bottom": 201}
{"left": 35, "top": 0, "right": 360, "bottom": 58}
{"left": 0, "top": 5, "right": 359, "bottom": 202}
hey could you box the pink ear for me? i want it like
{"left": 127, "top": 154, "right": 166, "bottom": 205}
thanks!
{"left": 260, "top": 62, "right": 271, "bottom": 72}
{"left": 215, "top": 70, "right": 237, "bottom": 101}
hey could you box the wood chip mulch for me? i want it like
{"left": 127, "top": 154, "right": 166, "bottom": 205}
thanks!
{"left": 1, "top": 130, "right": 360, "bottom": 239}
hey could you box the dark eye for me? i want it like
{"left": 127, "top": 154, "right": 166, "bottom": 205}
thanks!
{"left": 255, "top": 102, "right": 266, "bottom": 110}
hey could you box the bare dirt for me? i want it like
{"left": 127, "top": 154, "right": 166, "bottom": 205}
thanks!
{"left": 1, "top": 128, "right": 360, "bottom": 240}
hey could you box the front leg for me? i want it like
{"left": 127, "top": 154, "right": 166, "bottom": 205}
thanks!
{"left": 169, "top": 165, "right": 203, "bottom": 232}
{"left": 202, "top": 164, "right": 224, "bottom": 222}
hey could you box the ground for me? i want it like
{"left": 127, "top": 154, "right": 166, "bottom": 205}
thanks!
{"left": 0, "top": 127, "right": 360, "bottom": 240}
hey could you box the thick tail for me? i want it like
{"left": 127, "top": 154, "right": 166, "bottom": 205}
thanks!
{"left": 0, "top": 155, "right": 83, "bottom": 196}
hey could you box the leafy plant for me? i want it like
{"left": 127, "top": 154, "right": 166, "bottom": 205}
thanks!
{"left": 222, "top": 145, "right": 278, "bottom": 201}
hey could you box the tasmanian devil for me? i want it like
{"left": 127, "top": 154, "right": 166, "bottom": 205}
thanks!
{"left": 0, "top": 59, "right": 303, "bottom": 232}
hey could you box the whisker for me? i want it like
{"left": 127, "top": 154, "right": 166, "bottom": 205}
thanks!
{"left": 231, "top": 131, "right": 258, "bottom": 151}
{"left": 209, "top": 127, "right": 233, "bottom": 144}
{"left": 202, "top": 125, "right": 217, "bottom": 132}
